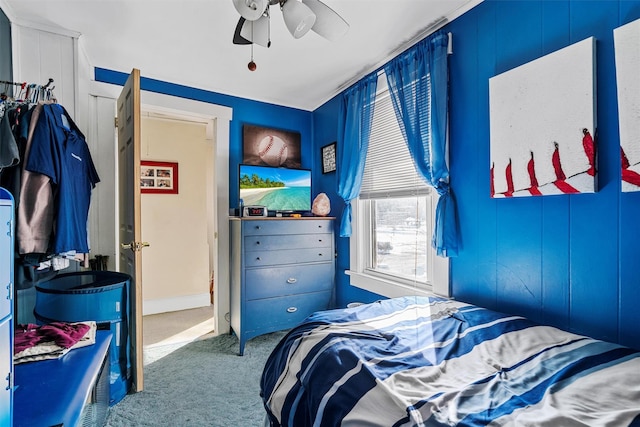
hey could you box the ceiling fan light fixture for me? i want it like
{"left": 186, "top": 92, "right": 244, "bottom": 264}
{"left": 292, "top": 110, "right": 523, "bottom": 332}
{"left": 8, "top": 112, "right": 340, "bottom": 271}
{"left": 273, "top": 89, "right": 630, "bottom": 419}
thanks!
{"left": 301, "top": 0, "right": 349, "bottom": 41}
{"left": 232, "top": 0, "right": 268, "bottom": 21}
{"left": 282, "top": 0, "right": 316, "bottom": 39}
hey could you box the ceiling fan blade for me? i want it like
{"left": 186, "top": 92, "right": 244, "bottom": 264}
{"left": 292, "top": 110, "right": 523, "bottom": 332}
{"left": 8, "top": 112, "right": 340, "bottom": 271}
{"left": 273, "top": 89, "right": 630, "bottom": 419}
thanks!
{"left": 301, "top": 0, "right": 349, "bottom": 41}
{"left": 239, "top": 15, "right": 271, "bottom": 47}
{"left": 233, "top": 17, "right": 252, "bottom": 45}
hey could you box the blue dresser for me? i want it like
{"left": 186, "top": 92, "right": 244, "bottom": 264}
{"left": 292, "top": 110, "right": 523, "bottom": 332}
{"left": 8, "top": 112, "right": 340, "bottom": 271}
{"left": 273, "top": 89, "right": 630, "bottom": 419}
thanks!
{"left": 230, "top": 218, "right": 335, "bottom": 355}
{"left": 0, "top": 188, "right": 13, "bottom": 427}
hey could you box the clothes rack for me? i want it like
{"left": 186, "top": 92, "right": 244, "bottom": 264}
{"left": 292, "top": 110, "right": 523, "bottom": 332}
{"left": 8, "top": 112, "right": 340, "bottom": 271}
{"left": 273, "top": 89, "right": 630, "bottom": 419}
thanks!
{"left": 1, "top": 89, "right": 99, "bottom": 298}
{"left": 0, "top": 78, "right": 56, "bottom": 105}
{"left": 0, "top": 79, "right": 27, "bottom": 99}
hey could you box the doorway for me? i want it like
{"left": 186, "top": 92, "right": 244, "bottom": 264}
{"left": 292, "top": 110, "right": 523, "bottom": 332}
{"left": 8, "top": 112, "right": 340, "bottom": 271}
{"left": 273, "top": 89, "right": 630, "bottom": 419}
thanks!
{"left": 139, "top": 114, "right": 212, "bottom": 315}
{"left": 87, "top": 85, "right": 232, "bottom": 381}
{"left": 139, "top": 113, "right": 215, "bottom": 359}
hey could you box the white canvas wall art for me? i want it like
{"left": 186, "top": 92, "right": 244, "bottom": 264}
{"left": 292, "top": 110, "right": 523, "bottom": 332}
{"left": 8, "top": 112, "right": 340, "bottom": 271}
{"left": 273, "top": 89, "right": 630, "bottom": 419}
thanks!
{"left": 489, "top": 37, "right": 597, "bottom": 198}
{"left": 614, "top": 18, "right": 640, "bottom": 192}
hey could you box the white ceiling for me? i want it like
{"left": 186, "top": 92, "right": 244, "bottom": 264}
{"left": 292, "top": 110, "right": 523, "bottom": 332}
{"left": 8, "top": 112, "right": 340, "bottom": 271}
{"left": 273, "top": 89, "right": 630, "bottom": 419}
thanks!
{"left": 2, "top": 0, "right": 481, "bottom": 111}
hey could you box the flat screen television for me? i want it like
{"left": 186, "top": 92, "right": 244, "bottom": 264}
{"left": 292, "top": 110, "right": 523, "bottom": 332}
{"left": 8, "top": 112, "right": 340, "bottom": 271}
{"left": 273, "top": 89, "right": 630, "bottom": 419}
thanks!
{"left": 239, "top": 164, "right": 312, "bottom": 213}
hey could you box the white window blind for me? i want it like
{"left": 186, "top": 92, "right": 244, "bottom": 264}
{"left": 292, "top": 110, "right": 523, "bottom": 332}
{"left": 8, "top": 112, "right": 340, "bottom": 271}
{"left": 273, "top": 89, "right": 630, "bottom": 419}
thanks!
{"left": 360, "top": 87, "right": 431, "bottom": 199}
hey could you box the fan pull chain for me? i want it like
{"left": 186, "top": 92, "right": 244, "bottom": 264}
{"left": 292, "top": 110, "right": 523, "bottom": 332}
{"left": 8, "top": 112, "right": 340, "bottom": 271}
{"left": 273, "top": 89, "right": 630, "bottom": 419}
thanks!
{"left": 248, "top": 46, "right": 257, "bottom": 71}
{"left": 248, "top": 22, "right": 257, "bottom": 71}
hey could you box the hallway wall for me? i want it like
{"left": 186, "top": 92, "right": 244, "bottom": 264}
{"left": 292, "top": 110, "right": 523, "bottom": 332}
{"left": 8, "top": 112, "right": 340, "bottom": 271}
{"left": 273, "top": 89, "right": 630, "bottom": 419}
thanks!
{"left": 141, "top": 116, "right": 212, "bottom": 314}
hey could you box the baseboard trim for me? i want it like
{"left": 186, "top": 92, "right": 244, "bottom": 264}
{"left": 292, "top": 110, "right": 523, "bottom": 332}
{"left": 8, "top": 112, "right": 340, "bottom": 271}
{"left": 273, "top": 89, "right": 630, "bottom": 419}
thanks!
{"left": 143, "top": 293, "right": 211, "bottom": 316}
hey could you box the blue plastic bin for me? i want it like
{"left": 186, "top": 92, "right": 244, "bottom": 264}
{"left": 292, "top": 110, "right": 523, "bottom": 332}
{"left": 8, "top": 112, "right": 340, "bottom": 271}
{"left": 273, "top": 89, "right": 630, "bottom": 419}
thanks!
{"left": 34, "top": 271, "right": 131, "bottom": 406}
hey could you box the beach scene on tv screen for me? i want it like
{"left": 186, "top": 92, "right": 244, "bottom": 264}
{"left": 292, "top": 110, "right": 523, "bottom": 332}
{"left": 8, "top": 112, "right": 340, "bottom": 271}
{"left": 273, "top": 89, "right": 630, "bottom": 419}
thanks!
{"left": 240, "top": 166, "right": 311, "bottom": 211}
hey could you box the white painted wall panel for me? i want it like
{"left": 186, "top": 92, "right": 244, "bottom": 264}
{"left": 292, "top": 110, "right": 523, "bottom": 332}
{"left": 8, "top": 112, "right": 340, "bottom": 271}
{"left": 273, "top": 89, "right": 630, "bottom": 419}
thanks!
{"left": 12, "top": 24, "right": 75, "bottom": 113}
{"left": 87, "top": 95, "right": 117, "bottom": 270}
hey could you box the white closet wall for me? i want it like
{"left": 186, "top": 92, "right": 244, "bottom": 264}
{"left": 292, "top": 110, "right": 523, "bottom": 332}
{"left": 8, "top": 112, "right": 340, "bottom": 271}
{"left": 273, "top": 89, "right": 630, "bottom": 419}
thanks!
{"left": 11, "top": 23, "right": 78, "bottom": 112}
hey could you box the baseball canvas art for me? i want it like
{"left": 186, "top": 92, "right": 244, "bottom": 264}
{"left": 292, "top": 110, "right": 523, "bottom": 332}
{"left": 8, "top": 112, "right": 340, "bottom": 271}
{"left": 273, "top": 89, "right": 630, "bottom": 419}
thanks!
{"left": 242, "top": 124, "right": 302, "bottom": 169}
{"left": 614, "top": 18, "right": 640, "bottom": 192}
{"left": 489, "top": 37, "right": 597, "bottom": 198}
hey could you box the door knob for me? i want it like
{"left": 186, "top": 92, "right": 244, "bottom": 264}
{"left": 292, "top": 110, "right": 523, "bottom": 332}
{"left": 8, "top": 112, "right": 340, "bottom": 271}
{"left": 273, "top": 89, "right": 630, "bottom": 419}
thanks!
{"left": 121, "top": 241, "right": 150, "bottom": 252}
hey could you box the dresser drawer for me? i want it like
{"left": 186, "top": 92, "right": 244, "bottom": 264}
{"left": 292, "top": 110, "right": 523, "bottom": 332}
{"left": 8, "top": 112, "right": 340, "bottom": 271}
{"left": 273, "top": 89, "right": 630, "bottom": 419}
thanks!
{"left": 245, "top": 263, "right": 333, "bottom": 300}
{"left": 242, "top": 219, "right": 333, "bottom": 236}
{"left": 245, "top": 247, "right": 333, "bottom": 267}
{"left": 244, "top": 233, "right": 331, "bottom": 252}
{"left": 244, "top": 291, "right": 332, "bottom": 333}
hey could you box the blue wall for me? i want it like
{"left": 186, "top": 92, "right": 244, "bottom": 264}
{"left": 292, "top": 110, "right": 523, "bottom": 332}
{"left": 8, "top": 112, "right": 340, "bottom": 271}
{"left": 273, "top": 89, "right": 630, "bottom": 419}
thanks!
{"left": 312, "top": 0, "right": 640, "bottom": 350}
{"left": 94, "top": 68, "right": 314, "bottom": 206}
{"left": 447, "top": 0, "right": 640, "bottom": 350}
{"left": 96, "top": 68, "right": 381, "bottom": 308}
{"left": 97, "top": 0, "right": 640, "bottom": 350}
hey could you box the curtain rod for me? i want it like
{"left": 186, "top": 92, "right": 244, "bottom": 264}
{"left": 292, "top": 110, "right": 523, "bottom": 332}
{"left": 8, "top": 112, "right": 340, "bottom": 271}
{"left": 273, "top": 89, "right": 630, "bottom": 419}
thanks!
{"left": 373, "top": 31, "right": 454, "bottom": 80}
{"left": 336, "top": 17, "right": 451, "bottom": 94}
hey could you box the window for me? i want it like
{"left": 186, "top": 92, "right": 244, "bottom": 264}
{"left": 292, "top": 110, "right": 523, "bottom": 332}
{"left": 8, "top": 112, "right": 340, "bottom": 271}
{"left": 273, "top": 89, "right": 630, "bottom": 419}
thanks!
{"left": 347, "top": 75, "right": 449, "bottom": 298}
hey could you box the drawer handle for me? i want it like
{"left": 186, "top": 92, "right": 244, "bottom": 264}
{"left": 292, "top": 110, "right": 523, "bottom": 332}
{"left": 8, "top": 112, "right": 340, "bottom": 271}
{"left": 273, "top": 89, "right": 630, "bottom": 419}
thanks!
{"left": 256, "top": 257, "right": 261, "bottom": 261}
{"left": 318, "top": 253, "right": 323, "bottom": 257}
{"left": 318, "top": 239, "right": 323, "bottom": 242}
{"left": 286, "top": 307, "right": 298, "bottom": 313}
{"left": 255, "top": 225, "right": 261, "bottom": 230}
{"left": 286, "top": 277, "right": 297, "bottom": 284}
{"left": 256, "top": 241, "right": 261, "bottom": 245}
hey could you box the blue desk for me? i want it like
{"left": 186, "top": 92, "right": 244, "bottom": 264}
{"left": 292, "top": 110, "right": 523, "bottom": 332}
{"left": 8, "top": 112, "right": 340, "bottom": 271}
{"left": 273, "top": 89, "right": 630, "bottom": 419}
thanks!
{"left": 13, "top": 330, "right": 112, "bottom": 427}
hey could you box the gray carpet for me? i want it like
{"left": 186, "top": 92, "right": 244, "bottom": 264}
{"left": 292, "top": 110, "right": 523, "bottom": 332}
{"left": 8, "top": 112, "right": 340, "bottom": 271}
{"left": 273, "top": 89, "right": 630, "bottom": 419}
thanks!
{"left": 105, "top": 331, "right": 286, "bottom": 426}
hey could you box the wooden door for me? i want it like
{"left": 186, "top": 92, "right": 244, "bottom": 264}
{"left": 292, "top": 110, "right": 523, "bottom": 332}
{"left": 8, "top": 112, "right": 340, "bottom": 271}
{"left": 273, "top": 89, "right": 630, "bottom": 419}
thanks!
{"left": 117, "top": 69, "right": 145, "bottom": 392}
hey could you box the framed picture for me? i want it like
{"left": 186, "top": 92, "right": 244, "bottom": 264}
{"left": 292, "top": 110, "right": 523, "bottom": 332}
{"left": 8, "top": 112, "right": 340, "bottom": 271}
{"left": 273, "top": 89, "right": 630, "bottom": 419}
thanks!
{"left": 489, "top": 37, "right": 596, "bottom": 197}
{"left": 242, "top": 124, "right": 302, "bottom": 169}
{"left": 321, "top": 142, "right": 337, "bottom": 174}
{"left": 140, "top": 161, "right": 179, "bottom": 194}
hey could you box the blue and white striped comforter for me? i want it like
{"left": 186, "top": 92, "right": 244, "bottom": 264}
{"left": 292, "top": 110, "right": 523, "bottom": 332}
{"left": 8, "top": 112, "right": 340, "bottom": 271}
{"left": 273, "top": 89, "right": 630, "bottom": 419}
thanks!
{"left": 260, "top": 296, "right": 640, "bottom": 426}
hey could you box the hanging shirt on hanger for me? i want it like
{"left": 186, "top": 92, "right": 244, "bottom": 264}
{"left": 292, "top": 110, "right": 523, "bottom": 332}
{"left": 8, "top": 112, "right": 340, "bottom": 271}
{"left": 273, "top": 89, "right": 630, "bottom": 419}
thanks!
{"left": 17, "top": 102, "right": 55, "bottom": 254}
{"left": 25, "top": 103, "right": 100, "bottom": 254}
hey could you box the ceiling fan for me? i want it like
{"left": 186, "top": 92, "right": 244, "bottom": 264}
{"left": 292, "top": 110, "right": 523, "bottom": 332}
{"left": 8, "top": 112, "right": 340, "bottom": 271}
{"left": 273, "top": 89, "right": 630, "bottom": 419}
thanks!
{"left": 232, "top": 0, "right": 349, "bottom": 49}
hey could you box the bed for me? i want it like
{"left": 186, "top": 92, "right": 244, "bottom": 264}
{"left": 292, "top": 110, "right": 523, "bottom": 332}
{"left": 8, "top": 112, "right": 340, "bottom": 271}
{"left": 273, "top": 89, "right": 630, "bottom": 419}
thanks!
{"left": 260, "top": 296, "right": 640, "bottom": 426}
